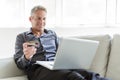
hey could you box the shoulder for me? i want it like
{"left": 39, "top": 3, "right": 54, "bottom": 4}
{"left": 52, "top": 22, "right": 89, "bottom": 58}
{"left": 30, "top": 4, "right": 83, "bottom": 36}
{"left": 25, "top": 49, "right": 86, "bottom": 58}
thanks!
{"left": 17, "top": 31, "right": 28, "bottom": 37}
{"left": 45, "top": 29, "right": 57, "bottom": 35}
{"left": 16, "top": 31, "right": 30, "bottom": 40}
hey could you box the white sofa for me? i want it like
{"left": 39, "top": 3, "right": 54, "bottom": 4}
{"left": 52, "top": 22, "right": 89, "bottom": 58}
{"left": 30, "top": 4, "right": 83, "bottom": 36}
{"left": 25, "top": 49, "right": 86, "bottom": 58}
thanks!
{"left": 0, "top": 34, "right": 120, "bottom": 80}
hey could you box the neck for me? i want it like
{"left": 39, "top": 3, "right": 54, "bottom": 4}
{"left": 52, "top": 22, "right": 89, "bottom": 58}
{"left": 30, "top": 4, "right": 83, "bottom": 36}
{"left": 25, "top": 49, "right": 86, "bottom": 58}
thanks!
{"left": 32, "top": 28, "right": 44, "bottom": 37}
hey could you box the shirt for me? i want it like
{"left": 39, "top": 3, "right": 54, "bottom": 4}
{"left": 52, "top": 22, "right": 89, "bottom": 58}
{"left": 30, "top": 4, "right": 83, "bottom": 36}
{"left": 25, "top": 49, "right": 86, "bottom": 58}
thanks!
{"left": 14, "top": 28, "right": 59, "bottom": 70}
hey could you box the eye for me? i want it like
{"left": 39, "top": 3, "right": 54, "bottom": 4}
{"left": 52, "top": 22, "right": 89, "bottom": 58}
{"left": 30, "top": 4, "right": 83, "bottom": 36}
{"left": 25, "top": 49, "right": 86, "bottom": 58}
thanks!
{"left": 38, "top": 17, "right": 41, "bottom": 20}
{"left": 43, "top": 17, "right": 46, "bottom": 20}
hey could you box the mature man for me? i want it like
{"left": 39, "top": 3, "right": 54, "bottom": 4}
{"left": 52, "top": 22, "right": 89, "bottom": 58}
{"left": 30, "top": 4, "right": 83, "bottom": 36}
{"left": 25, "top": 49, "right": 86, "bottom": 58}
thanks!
{"left": 14, "top": 5, "right": 110, "bottom": 80}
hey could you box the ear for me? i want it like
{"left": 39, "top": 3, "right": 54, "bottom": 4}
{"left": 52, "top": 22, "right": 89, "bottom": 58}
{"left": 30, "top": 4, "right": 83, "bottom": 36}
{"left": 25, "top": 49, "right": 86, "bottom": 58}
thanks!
{"left": 29, "top": 16, "right": 32, "bottom": 22}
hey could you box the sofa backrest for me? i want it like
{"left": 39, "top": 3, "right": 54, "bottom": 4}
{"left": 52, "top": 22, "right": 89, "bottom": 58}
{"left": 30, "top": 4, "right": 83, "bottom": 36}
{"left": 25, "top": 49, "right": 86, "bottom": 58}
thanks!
{"left": 106, "top": 34, "right": 120, "bottom": 80}
{"left": 76, "top": 35, "right": 111, "bottom": 77}
{"left": 0, "top": 34, "right": 111, "bottom": 79}
{"left": 0, "top": 57, "right": 25, "bottom": 78}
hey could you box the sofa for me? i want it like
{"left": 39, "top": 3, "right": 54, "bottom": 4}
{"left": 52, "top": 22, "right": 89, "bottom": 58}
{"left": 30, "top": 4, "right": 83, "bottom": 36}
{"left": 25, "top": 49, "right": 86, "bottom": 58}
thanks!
{"left": 0, "top": 34, "right": 120, "bottom": 80}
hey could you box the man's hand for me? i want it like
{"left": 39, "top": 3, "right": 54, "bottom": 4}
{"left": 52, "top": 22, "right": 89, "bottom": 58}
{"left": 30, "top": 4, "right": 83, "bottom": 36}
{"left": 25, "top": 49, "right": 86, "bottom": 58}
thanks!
{"left": 23, "top": 42, "right": 37, "bottom": 60}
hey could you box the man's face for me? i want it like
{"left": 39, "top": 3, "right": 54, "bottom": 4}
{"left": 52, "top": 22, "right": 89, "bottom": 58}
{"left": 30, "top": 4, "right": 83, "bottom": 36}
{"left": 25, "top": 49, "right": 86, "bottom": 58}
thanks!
{"left": 29, "top": 10, "right": 46, "bottom": 31}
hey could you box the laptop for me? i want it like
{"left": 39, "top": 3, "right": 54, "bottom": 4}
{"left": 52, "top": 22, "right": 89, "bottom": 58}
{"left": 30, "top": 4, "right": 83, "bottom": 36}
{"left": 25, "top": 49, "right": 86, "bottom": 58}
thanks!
{"left": 36, "top": 37, "right": 99, "bottom": 70}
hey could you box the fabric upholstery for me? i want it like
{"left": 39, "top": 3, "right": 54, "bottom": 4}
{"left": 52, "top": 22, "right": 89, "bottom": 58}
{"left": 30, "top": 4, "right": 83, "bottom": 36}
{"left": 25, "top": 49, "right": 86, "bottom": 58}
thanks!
{"left": 0, "top": 76, "right": 27, "bottom": 80}
{"left": 0, "top": 34, "right": 114, "bottom": 80}
{"left": 106, "top": 34, "right": 120, "bottom": 80}
{"left": 77, "top": 35, "right": 111, "bottom": 77}
{"left": 0, "top": 57, "right": 25, "bottom": 78}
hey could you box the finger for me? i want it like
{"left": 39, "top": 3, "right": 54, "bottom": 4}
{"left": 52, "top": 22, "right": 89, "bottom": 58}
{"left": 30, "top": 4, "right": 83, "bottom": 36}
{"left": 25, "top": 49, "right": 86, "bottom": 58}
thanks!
{"left": 24, "top": 47, "right": 36, "bottom": 54}
{"left": 23, "top": 42, "right": 33, "bottom": 48}
{"left": 23, "top": 42, "right": 29, "bottom": 48}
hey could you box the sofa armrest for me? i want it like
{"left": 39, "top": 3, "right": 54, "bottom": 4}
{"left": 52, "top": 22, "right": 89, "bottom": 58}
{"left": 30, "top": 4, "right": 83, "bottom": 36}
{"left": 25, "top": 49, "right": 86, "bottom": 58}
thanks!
{"left": 0, "top": 57, "right": 25, "bottom": 78}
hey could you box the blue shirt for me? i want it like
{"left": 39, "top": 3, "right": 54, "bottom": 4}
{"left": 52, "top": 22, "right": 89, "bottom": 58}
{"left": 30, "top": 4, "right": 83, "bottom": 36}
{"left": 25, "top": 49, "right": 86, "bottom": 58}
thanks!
{"left": 14, "top": 28, "right": 59, "bottom": 70}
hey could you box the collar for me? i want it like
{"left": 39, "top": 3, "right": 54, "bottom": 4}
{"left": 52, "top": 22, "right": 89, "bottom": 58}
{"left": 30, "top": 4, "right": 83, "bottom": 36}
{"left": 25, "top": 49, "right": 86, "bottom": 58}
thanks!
{"left": 26, "top": 28, "right": 48, "bottom": 35}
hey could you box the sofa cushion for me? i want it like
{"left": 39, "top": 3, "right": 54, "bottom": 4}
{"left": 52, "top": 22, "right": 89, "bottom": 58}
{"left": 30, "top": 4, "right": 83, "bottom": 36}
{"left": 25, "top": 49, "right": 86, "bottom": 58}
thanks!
{"left": 106, "top": 34, "right": 120, "bottom": 80}
{"left": 0, "top": 75, "right": 27, "bottom": 80}
{"left": 76, "top": 35, "right": 111, "bottom": 77}
{"left": 0, "top": 57, "right": 25, "bottom": 78}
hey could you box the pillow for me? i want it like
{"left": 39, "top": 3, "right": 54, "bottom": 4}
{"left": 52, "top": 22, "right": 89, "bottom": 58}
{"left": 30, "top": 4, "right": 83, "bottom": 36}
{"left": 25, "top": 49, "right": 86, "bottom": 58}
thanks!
{"left": 76, "top": 35, "right": 111, "bottom": 77}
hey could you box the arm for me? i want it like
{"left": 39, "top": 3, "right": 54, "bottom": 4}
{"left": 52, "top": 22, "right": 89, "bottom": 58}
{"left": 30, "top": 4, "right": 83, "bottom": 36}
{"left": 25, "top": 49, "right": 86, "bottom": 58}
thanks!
{"left": 54, "top": 32, "right": 59, "bottom": 51}
{"left": 14, "top": 33, "right": 29, "bottom": 70}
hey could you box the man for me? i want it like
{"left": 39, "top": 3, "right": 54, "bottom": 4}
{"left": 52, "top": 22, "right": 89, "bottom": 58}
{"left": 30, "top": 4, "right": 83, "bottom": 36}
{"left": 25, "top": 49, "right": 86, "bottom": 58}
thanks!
{"left": 14, "top": 5, "right": 110, "bottom": 80}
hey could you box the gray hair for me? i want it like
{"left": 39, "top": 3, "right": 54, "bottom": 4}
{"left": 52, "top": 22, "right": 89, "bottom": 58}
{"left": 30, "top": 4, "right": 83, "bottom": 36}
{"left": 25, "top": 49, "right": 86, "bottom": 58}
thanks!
{"left": 31, "top": 5, "right": 47, "bottom": 16}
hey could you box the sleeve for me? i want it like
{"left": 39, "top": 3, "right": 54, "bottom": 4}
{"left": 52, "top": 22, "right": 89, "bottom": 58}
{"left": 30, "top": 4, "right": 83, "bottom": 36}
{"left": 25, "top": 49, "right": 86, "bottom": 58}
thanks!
{"left": 54, "top": 32, "right": 59, "bottom": 51}
{"left": 14, "top": 33, "right": 30, "bottom": 70}
{"left": 51, "top": 30, "right": 59, "bottom": 51}
{"left": 47, "top": 29, "right": 59, "bottom": 51}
